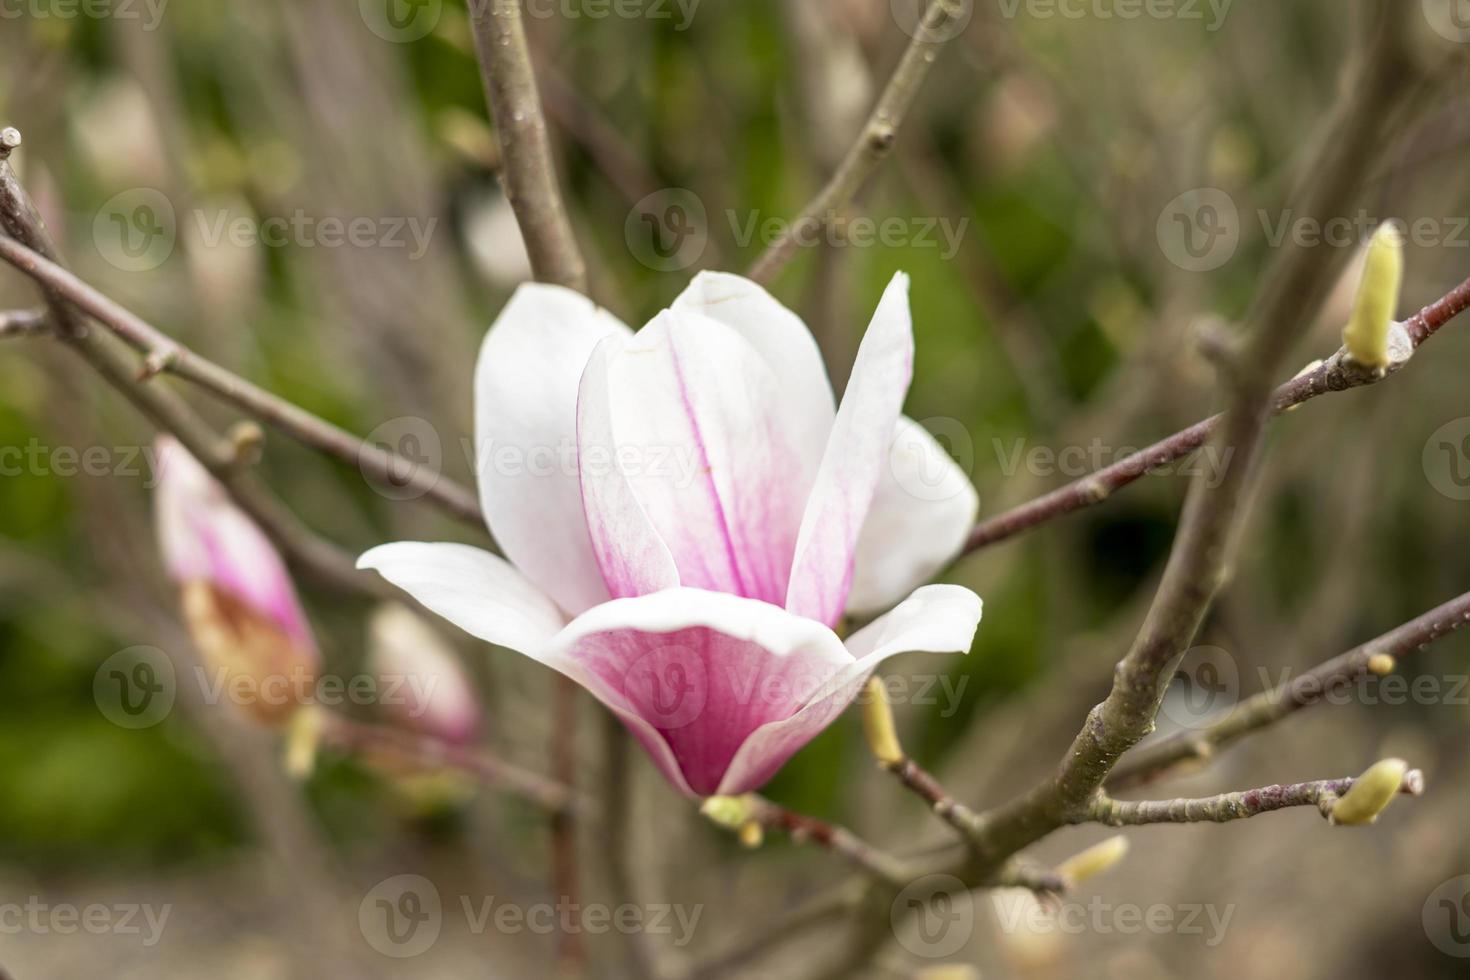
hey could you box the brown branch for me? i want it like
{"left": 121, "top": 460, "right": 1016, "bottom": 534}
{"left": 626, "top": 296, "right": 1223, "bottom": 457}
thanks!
{"left": 1, "top": 133, "right": 379, "bottom": 598}
{"left": 1089, "top": 770, "right": 1424, "bottom": 826}
{"left": 747, "top": 796, "right": 909, "bottom": 886}
{"left": 1109, "top": 587, "right": 1470, "bottom": 789}
{"left": 882, "top": 756, "right": 985, "bottom": 839}
{"left": 0, "top": 235, "right": 484, "bottom": 526}
{"left": 316, "top": 712, "right": 577, "bottom": 815}
{"left": 963, "top": 271, "right": 1470, "bottom": 554}
{"left": 746, "top": 0, "right": 966, "bottom": 284}
{"left": 468, "top": 0, "right": 587, "bottom": 293}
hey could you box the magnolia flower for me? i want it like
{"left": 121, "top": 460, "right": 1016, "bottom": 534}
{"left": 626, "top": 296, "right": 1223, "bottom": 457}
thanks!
{"left": 360, "top": 271, "right": 981, "bottom": 797}
{"left": 368, "top": 603, "right": 482, "bottom": 745}
{"left": 154, "top": 436, "right": 319, "bottom": 723}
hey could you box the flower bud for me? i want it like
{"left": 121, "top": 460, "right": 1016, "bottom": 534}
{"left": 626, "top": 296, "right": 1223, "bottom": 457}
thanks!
{"left": 1331, "top": 757, "right": 1410, "bottom": 826}
{"left": 154, "top": 436, "right": 318, "bottom": 724}
{"left": 1055, "top": 835, "right": 1130, "bottom": 885}
{"left": 860, "top": 676, "right": 905, "bottom": 766}
{"left": 367, "top": 603, "right": 482, "bottom": 745}
{"left": 700, "top": 794, "right": 759, "bottom": 830}
{"left": 1343, "top": 222, "right": 1404, "bottom": 369}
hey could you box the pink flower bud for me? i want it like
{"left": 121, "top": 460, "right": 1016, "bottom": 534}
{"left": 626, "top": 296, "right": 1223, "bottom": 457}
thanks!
{"left": 153, "top": 436, "right": 318, "bottom": 724}
{"left": 368, "top": 603, "right": 482, "bottom": 745}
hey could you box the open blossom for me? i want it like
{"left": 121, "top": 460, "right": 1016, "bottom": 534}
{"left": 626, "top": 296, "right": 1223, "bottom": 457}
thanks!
{"left": 154, "top": 436, "right": 319, "bottom": 724}
{"left": 368, "top": 603, "right": 482, "bottom": 745}
{"left": 360, "top": 271, "right": 981, "bottom": 797}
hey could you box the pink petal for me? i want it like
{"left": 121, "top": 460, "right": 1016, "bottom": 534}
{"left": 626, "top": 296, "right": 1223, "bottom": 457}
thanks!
{"left": 575, "top": 337, "right": 680, "bottom": 598}
{"left": 846, "top": 417, "right": 980, "bottom": 615}
{"left": 718, "top": 584, "right": 981, "bottom": 794}
{"left": 599, "top": 309, "right": 808, "bottom": 604}
{"left": 543, "top": 589, "right": 853, "bottom": 797}
{"left": 785, "top": 272, "right": 914, "bottom": 626}
{"left": 475, "top": 283, "right": 631, "bottom": 616}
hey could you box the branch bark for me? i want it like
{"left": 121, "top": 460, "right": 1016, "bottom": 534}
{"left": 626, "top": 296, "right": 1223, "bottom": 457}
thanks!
{"left": 1108, "top": 587, "right": 1470, "bottom": 788}
{"left": 0, "top": 235, "right": 484, "bottom": 526}
{"left": 963, "top": 271, "right": 1470, "bottom": 554}
{"left": 1, "top": 135, "right": 380, "bottom": 597}
{"left": 468, "top": 0, "right": 587, "bottom": 293}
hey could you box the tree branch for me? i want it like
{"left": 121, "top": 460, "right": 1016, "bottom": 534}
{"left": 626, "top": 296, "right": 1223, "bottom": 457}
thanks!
{"left": 1, "top": 133, "right": 380, "bottom": 597}
{"left": 963, "top": 270, "right": 1470, "bottom": 554}
{"left": 468, "top": 0, "right": 587, "bottom": 293}
{"left": 1089, "top": 770, "right": 1424, "bottom": 826}
{"left": 1108, "top": 587, "right": 1470, "bottom": 788}
{"left": 746, "top": 0, "right": 966, "bottom": 284}
{"left": 745, "top": 796, "right": 910, "bottom": 886}
{"left": 0, "top": 234, "right": 484, "bottom": 526}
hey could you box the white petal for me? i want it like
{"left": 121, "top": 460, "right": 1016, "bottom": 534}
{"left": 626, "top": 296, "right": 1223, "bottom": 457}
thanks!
{"left": 544, "top": 588, "right": 852, "bottom": 796}
{"left": 718, "top": 584, "right": 981, "bottom": 794}
{"left": 601, "top": 309, "right": 808, "bottom": 605}
{"left": 474, "top": 283, "right": 631, "bottom": 616}
{"left": 358, "top": 542, "right": 566, "bottom": 656}
{"left": 576, "top": 337, "right": 680, "bottom": 598}
{"left": 785, "top": 272, "right": 914, "bottom": 626}
{"left": 672, "top": 270, "right": 835, "bottom": 468}
{"left": 846, "top": 417, "right": 980, "bottom": 615}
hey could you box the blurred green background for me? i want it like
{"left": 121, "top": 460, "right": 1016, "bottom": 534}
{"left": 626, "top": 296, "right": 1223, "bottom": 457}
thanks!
{"left": 3, "top": 1, "right": 1470, "bottom": 977}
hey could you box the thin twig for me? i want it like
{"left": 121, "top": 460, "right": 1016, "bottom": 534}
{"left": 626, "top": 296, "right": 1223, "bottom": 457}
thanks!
{"left": 963, "top": 271, "right": 1470, "bottom": 554}
{"left": 746, "top": 0, "right": 966, "bottom": 284}
{"left": 882, "top": 757, "right": 985, "bottom": 839}
{"left": 468, "top": 0, "right": 587, "bottom": 293}
{"left": 747, "top": 796, "right": 909, "bottom": 886}
{"left": 1089, "top": 771, "right": 1424, "bottom": 826}
{"left": 316, "top": 712, "right": 578, "bottom": 815}
{"left": 0, "top": 234, "right": 483, "bottom": 526}
{"left": 1109, "top": 587, "right": 1470, "bottom": 788}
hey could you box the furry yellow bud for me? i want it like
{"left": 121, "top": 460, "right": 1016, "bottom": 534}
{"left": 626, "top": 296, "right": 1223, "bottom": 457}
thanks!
{"left": 1331, "top": 758, "right": 1409, "bottom": 825}
{"left": 1055, "top": 835, "right": 1130, "bottom": 885}
{"left": 1343, "top": 223, "right": 1404, "bottom": 369}
{"left": 861, "top": 677, "right": 904, "bottom": 766}
{"left": 737, "top": 821, "right": 764, "bottom": 848}
{"left": 700, "top": 794, "right": 759, "bottom": 830}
